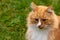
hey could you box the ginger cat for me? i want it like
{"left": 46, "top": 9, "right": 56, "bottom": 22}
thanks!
{"left": 26, "top": 2, "right": 60, "bottom": 40}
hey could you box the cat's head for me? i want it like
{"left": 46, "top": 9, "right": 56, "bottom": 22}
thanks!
{"left": 27, "top": 2, "right": 58, "bottom": 30}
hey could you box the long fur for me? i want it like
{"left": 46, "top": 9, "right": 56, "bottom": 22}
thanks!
{"left": 26, "top": 2, "right": 60, "bottom": 40}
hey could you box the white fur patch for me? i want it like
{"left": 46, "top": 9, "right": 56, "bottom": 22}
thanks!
{"left": 26, "top": 24, "right": 51, "bottom": 40}
{"left": 37, "top": 19, "right": 41, "bottom": 27}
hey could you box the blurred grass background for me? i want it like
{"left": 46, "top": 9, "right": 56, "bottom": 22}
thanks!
{"left": 0, "top": 0, "right": 60, "bottom": 40}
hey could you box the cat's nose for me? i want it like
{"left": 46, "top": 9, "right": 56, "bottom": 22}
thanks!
{"left": 38, "top": 25, "right": 41, "bottom": 28}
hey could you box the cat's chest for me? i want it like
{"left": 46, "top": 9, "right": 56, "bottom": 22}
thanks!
{"left": 31, "top": 31, "right": 49, "bottom": 40}
{"left": 30, "top": 28, "right": 50, "bottom": 40}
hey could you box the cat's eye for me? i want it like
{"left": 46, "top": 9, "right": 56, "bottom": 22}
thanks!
{"left": 42, "top": 19, "right": 47, "bottom": 21}
{"left": 35, "top": 19, "right": 38, "bottom": 22}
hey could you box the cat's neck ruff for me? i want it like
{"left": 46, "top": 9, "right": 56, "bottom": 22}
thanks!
{"left": 28, "top": 24, "right": 51, "bottom": 40}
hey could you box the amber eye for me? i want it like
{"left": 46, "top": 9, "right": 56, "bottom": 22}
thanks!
{"left": 35, "top": 19, "right": 38, "bottom": 22}
{"left": 42, "top": 19, "right": 47, "bottom": 21}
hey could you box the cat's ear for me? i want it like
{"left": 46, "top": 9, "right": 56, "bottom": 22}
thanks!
{"left": 30, "top": 2, "right": 38, "bottom": 11}
{"left": 47, "top": 6, "right": 53, "bottom": 14}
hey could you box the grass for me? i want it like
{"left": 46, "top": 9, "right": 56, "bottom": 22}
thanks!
{"left": 0, "top": 0, "right": 60, "bottom": 40}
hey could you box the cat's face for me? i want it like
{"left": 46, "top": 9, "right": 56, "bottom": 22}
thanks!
{"left": 27, "top": 2, "right": 55, "bottom": 29}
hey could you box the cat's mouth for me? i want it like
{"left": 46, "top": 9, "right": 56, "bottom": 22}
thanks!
{"left": 38, "top": 25, "right": 50, "bottom": 29}
{"left": 38, "top": 26, "right": 44, "bottom": 29}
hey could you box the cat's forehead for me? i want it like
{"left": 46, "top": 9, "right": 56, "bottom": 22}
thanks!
{"left": 38, "top": 6, "right": 48, "bottom": 13}
{"left": 38, "top": 6, "right": 48, "bottom": 10}
{"left": 31, "top": 6, "right": 48, "bottom": 18}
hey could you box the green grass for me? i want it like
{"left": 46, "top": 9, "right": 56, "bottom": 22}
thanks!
{"left": 0, "top": 0, "right": 60, "bottom": 40}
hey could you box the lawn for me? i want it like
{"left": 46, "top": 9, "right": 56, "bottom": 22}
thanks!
{"left": 0, "top": 0, "right": 60, "bottom": 40}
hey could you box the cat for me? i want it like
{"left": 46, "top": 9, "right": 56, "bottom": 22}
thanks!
{"left": 26, "top": 2, "right": 60, "bottom": 40}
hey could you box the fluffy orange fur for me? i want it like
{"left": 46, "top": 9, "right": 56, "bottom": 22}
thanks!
{"left": 26, "top": 2, "right": 60, "bottom": 40}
